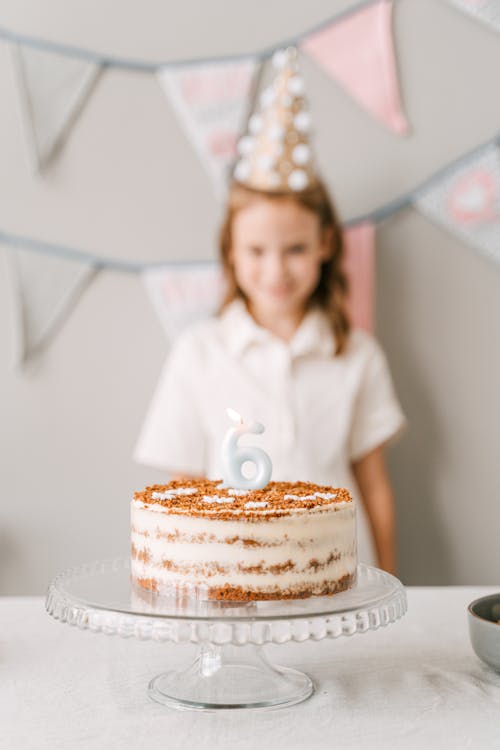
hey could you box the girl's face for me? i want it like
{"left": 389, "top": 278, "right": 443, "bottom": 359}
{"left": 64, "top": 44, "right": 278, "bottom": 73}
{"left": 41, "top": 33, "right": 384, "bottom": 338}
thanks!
{"left": 229, "top": 197, "right": 331, "bottom": 320}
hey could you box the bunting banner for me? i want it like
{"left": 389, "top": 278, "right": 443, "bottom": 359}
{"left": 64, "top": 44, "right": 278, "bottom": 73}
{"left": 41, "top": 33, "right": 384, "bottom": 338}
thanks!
{"left": 157, "top": 58, "right": 259, "bottom": 193}
{"left": 447, "top": 0, "right": 500, "bottom": 33}
{"left": 2, "top": 2, "right": 500, "bottom": 365}
{"left": 10, "top": 44, "right": 102, "bottom": 173}
{"left": 343, "top": 223, "right": 376, "bottom": 332}
{"left": 6, "top": 247, "right": 98, "bottom": 364}
{"left": 301, "top": 0, "right": 408, "bottom": 135}
{"left": 142, "top": 264, "right": 226, "bottom": 342}
{"left": 414, "top": 144, "right": 500, "bottom": 266}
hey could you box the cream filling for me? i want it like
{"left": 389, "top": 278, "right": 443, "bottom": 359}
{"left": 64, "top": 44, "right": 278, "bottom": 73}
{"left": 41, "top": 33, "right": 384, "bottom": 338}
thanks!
{"left": 130, "top": 558, "right": 356, "bottom": 590}
{"left": 131, "top": 535, "right": 353, "bottom": 567}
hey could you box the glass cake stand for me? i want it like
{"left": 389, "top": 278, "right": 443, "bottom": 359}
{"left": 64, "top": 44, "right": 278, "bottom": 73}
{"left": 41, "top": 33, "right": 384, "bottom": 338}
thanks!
{"left": 46, "top": 558, "right": 407, "bottom": 712}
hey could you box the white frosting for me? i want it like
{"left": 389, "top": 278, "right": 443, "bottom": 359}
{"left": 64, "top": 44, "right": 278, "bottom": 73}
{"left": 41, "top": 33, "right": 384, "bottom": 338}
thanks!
{"left": 244, "top": 500, "right": 268, "bottom": 509}
{"left": 201, "top": 495, "right": 234, "bottom": 504}
{"left": 228, "top": 489, "right": 250, "bottom": 496}
{"left": 151, "top": 487, "right": 198, "bottom": 500}
{"left": 131, "top": 499, "right": 357, "bottom": 593}
{"left": 284, "top": 492, "right": 337, "bottom": 501}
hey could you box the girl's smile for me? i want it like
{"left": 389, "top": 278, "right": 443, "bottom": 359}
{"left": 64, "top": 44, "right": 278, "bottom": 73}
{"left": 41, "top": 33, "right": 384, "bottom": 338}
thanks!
{"left": 229, "top": 196, "right": 331, "bottom": 332}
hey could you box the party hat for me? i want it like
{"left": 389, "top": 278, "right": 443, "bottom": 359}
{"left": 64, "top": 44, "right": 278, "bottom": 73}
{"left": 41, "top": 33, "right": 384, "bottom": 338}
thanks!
{"left": 233, "top": 47, "right": 318, "bottom": 192}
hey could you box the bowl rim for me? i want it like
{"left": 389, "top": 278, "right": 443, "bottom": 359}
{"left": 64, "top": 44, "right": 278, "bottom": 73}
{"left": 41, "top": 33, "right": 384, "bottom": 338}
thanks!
{"left": 467, "top": 592, "right": 500, "bottom": 627}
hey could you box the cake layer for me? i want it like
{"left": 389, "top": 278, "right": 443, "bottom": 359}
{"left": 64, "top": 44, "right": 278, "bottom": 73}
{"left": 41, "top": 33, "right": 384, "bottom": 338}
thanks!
{"left": 131, "top": 479, "right": 357, "bottom": 601}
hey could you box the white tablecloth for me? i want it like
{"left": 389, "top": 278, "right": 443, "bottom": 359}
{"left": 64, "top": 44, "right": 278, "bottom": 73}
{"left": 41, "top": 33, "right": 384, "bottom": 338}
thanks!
{"left": 2, "top": 587, "right": 500, "bottom": 750}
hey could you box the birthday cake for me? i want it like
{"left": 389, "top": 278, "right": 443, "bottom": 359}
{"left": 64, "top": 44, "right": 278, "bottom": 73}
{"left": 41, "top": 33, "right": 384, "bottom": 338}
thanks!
{"left": 131, "top": 479, "right": 357, "bottom": 601}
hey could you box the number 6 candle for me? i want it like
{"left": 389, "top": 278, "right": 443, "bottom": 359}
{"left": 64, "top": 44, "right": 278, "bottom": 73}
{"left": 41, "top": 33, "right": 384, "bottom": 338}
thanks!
{"left": 221, "top": 408, "right": 273, "bottom": 490}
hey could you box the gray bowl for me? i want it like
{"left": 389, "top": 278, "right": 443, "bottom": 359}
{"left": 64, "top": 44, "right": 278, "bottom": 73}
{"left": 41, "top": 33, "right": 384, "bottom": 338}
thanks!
{"left": 468, "top": 593, "right": 500, "bottom": 672}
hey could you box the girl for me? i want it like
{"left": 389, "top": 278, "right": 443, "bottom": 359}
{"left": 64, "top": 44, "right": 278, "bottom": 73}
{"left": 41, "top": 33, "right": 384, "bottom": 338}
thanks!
{"left": 134, "top": 50, "right": 406, "bottom": 572}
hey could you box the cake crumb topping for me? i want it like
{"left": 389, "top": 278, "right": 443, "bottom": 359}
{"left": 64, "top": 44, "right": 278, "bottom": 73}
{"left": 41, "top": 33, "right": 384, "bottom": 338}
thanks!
{"left": 134, "top": 479, "right": 353, "bottom": 519}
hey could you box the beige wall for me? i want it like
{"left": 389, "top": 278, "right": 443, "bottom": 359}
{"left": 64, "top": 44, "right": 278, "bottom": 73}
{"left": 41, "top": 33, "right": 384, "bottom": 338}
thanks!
{"left": 1, "top": 0, "right": 499, "bottom": 593}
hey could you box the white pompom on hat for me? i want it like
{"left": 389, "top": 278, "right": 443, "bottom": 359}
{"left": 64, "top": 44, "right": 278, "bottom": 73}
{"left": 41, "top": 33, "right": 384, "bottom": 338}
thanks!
{"left": 233, "top": 47, "right": 318, "bottom": 193}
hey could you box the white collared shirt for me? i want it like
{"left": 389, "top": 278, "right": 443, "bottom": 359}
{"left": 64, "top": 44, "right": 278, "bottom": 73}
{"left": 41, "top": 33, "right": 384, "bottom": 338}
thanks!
{"left": 134, "top": 299, "right": 407, "bottom": 564}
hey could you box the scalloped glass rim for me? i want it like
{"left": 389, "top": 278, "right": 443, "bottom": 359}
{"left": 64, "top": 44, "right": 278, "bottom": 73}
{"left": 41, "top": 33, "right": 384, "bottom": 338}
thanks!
{"left": 46, "top": 558, "right": 407, "bottom": 628}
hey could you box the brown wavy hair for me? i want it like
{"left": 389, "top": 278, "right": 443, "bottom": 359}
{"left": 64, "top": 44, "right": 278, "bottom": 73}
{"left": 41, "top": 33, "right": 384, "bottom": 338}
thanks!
{"left": 218, "top": 180, "right": 351, "bottom": 355}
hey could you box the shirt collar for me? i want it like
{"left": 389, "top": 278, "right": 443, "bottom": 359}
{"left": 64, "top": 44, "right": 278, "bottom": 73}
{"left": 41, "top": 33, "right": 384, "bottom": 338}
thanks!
{"left": 219, "top": 298, "right": 335, "bottom": 358}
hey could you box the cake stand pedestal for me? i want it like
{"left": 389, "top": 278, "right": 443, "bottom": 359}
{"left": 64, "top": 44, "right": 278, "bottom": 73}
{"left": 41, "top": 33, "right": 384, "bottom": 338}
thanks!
{"left": 46, "top": 559, "right": 406, "bottom": 712}
{"left": 149, "top": 642, "right": 313, "bottom": 710}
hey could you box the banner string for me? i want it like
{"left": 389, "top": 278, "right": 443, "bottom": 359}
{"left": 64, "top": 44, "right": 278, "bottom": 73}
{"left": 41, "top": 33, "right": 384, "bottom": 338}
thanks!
{"left": 350, "top": 132, "right": 500, "bottom": 227}
{"left": 0, "top": 0, "right": 395, "bottom": 70}
{"left": 1, "top": 130, "right": 499, "bottom": 272}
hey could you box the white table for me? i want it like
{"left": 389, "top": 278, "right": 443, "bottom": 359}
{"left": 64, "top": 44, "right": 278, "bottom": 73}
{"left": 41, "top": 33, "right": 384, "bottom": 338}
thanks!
{"left": 2, "top": 587, "right": 499, "bottom": 750}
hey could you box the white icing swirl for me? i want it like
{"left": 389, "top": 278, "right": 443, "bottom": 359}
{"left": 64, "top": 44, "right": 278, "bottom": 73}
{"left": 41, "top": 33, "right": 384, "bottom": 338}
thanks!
{"left": 151, "top": 487, "right": 198, "bottom": 500}
{"left": 201, "top": 495, "right": 234, "bottom": 504}
{"left": 284, "top": 492, "right": 337, "bottom": 501}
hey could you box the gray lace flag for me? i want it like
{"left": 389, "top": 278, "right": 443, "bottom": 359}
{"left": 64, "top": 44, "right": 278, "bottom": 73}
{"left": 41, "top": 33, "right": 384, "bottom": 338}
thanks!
{"left": 447, "top": 0, "right": 500, "bottom": 33}
{"left": 414, "top": 144, "right": 500, "bottom": 267}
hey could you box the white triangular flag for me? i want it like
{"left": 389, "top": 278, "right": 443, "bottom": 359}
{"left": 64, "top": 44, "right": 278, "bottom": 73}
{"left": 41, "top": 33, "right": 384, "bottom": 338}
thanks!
{"left": 142, "top": 263, "right": 225, "bottom": 342}
{"left": 157, "top": 58, "right": 259, "bottom": 193}
{"left": 11, "top": 43, "right": 102, "bottom": 172}
{"left": 7, "top": 248, "right": 98, "bottom": 364}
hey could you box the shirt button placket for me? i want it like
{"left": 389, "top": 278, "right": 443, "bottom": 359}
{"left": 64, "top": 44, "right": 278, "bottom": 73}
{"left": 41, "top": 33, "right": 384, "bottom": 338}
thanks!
{"left": 278, "top": 346, "right": 295, "bottom": 452}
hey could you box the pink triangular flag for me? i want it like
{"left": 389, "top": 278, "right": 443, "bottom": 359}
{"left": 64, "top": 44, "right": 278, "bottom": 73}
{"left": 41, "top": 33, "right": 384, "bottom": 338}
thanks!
{"left": 301, "top": 0, "right": 408, "bottom": 135}
{"left": 343, "top": 222, "right": 376, "bottom": 332}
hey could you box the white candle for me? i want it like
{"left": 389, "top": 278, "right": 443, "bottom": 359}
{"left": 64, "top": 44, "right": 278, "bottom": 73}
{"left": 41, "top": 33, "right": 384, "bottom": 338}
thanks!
{"left": 221, "top": 408, "right": 273, "bottom": 490}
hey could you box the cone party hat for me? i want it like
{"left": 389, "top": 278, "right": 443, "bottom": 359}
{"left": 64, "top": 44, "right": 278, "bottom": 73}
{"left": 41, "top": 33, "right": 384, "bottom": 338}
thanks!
{"left": 233, "top": 47, "right": 318, "bottom": 192}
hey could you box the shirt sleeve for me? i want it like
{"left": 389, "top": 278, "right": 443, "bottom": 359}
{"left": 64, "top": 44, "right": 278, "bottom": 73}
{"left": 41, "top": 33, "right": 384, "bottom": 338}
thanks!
{"left": 349, "top": 337, "right": 407, "bottom": 463}
{"left": 133, "top": 333, "right": 206, "bottom": 475}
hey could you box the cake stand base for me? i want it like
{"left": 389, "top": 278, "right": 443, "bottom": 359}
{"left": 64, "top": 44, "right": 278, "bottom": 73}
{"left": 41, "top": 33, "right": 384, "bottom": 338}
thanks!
{"left": 148, "top": 643, "right": 313, "bottom": 711}
{"left": 46, "top": 560, "right": 407, "bottom": 713}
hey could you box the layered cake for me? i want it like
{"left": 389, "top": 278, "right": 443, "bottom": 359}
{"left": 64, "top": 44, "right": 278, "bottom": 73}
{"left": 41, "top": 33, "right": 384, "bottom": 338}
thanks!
{"left": 131, "top": 479, "right": 357, "bottom": 601}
